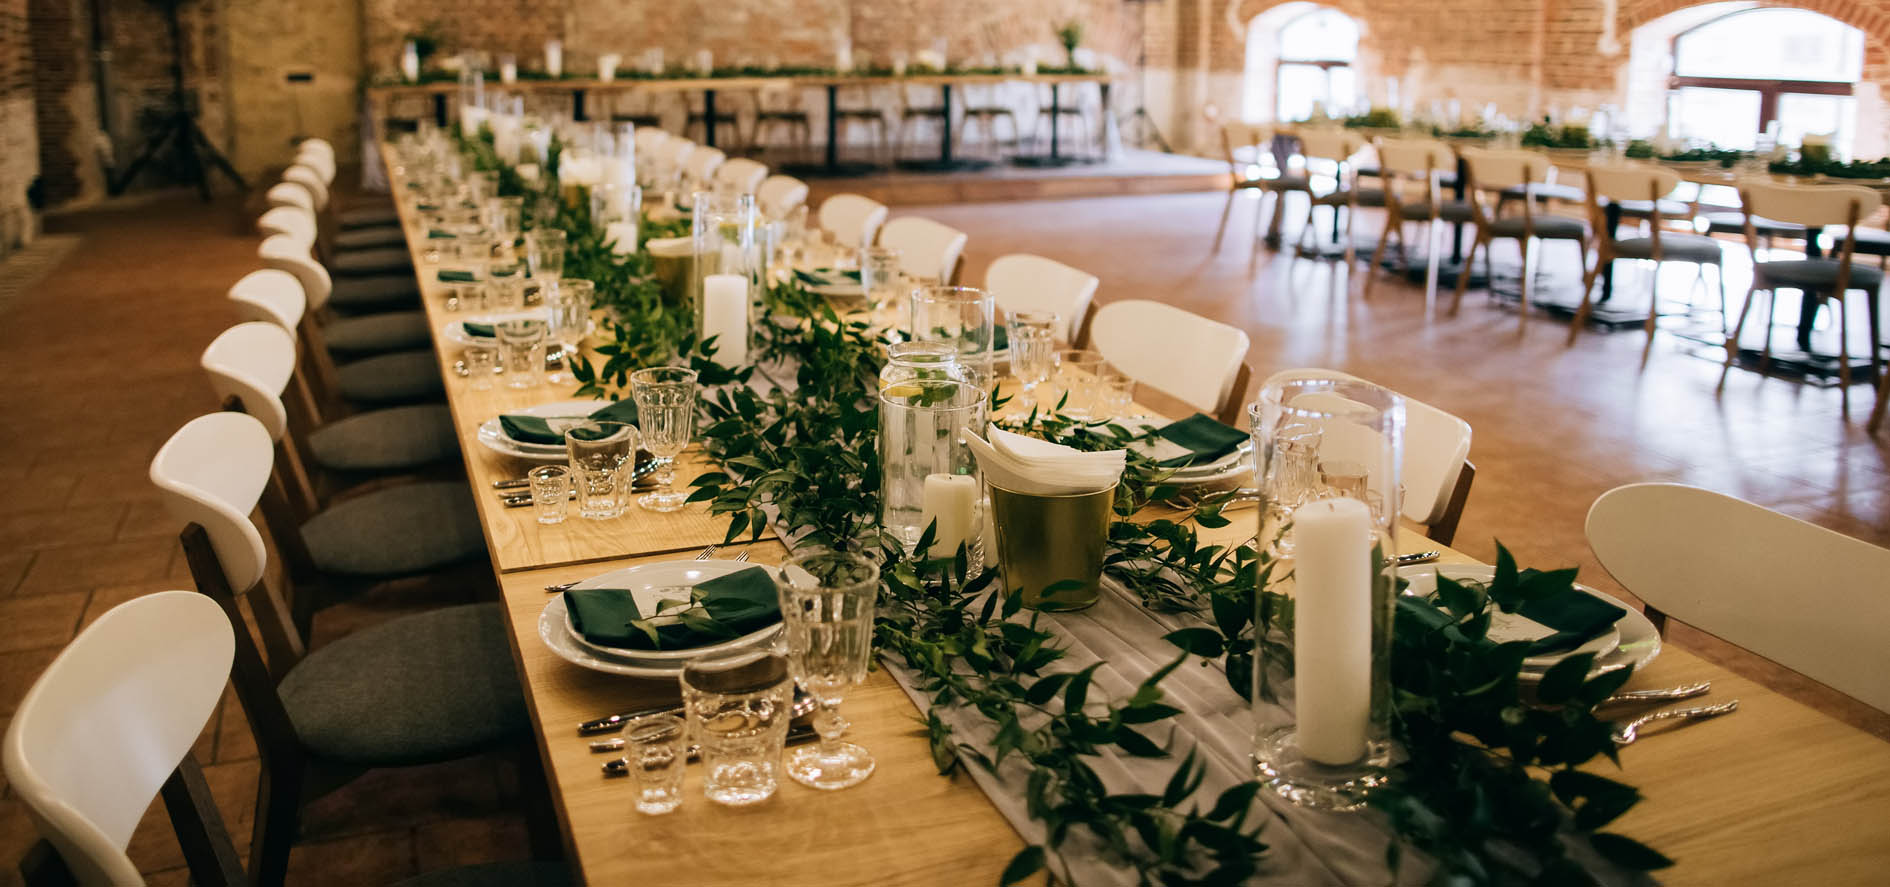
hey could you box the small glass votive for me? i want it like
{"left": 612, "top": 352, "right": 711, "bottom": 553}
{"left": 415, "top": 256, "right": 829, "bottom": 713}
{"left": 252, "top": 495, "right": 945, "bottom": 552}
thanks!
{"left": 528, "top": 465, "right": 571, "bottom": 525}
{"left": 462, "top": 344, "right": 497, "bottom": 391}
{"left": 625, "top": 714, "right": 686, "bottom": 815}
{"left": 1095, "top": 365, "right": 1135, "bottom": 418}
{"left": 497, "top": 320, "right": 546, "bottom": 389}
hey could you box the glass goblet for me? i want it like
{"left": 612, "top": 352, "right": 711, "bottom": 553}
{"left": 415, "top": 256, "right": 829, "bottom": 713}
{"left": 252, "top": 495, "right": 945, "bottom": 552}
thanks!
{"left": 775, "top": 547, "right": 880, "bottom": 790}
{"left": 1004, "top": 310, "right": 1060, "bottom": 414}
{"left": 544, "top": 278, "right": 593, "bottom": 385}
{"left": 629, "top": 366, "right": 699, "bottom": 512}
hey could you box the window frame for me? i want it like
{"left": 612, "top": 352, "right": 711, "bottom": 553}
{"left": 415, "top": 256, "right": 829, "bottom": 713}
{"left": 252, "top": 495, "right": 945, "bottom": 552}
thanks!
{"left": 1666, "top": 8, "right": 1857, "bottom": 134}
{"left": 1273, "top": 8, "right": 1358, "bottom": 121}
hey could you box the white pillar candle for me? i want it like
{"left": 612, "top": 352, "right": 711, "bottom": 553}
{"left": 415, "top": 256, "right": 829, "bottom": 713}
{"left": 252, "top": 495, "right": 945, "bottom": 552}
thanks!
{"left": 605, "top": 222, "right": 639, "bottom": 254}
{"left": 920, "top": 474, "right": 979, "bottom": 557}
{"left": 401, "top": 41, "right": 420, "bottom": 82}
{"left": 836, "top": 43, "right": 853, "bottom": 73}
{"left": 500, "top": 58, "right": 517, "bottom": 84}
{"left": 545, "top": 40, "right": 563, "bottom": 78}
{"left": 516, "top": 163, "right": 541, "bottom": 183}
{"left": 1022, "top": 58, "right": 1038, "bottom": 76}
{"left": 701, "top": 274, "right": 749, "bottom": 366}
{"left": 599, "top": 54, "right": 620, "bottom": 83}
{"left": 1290, "top": 497, "right": 1373, "bottom": 766}
{"left": 695, "top": 49, "right": 714, "bottom": 76}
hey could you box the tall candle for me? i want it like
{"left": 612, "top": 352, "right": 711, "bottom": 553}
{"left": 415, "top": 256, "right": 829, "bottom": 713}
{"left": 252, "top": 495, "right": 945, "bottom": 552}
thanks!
{"left": 1290, "top": 497, "right": 1373, "bottom": 766}
{"left": 401, "top": 41, "right": 420, "bottom": 82}
{"left": 836, "top": 43, "right": 853, "bottom": 73}
{"left": 545, "top": 40, "right": 563, "bottom": 78}
{"left": 500, "top": 57, "right": 518, "bottom": 84}
{"left": 605, "top": 222, "right": 639, "bottom": 255}
{"left": 695, "top": 49, "right": 714, "bottom": 76}
{"left": 701, "top": 274, "right": 748, "bottom": 366}
{"left": 599, "top": 53, "right": 620, "bottom": 83}
{"left": 920, "top": 474, "right": 978, "bottom": 557}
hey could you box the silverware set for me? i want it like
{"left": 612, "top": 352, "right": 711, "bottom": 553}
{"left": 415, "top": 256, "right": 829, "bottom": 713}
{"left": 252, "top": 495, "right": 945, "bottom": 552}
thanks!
{"left": 1612, "top": 700, "right": 1740, "bottom": 745}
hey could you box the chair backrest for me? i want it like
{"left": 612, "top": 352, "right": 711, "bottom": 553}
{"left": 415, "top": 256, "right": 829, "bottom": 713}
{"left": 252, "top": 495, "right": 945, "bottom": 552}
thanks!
{"left": 229, "top": 268, "right": 307, "bottom": 330}
{"left": 1459, "top": 148, "right": 1550, "bottom": 192}
{"left": 685, "top": 145, "right": 727, "bottom": 183}
{"left": 298, "top": 137, "right": 335, "bottom": 163}
{"left": 634, "top": 126, "right": 670, "bottom": 160}
{"left": 878, "top": 216, "right": 968, "bottom": 284}
{"left": 818, "top": 193, "right": 889, "bottom": 247}
{"left": 1374, "top": 138, "right": 1454, "bottom": 177}
{"left": 660, "top": 137, "right": 696, "bottom": 169}
{"left": 266, "top": 182, "right": 316, "bottom": 215}
{"left": 1219, "top": 122, "right": 1271, "bottom": 169}
{"left": 1587, "top": 483, "right": 1890, "bottom": 713}
{"left": 282, "top": 164, "right": 329, "bottom": 211}
{"left": 3, "top": 591, "right": 234, "bottom": 886}
{"left": 1258, "top": 368, "right": 1472, "bottom": 528}
{"left": 203, "top": 322, "right": 297, "bottom": 441}
{"left": 757, "top": 174, "right": 809, "bottom": 219}
{"left": 259, "top": 234, "right": 333, "bottom": 309}
{"left": 1740, "top": 181, "right": 1883, "bottom": 228}
{"left": 1089, "top": 300, "right": 1250, "bottom": 416}
{"left": 715, "top": 158, "right": 769, "bottom": 195}
{"left": 258, "top": 205, "right": 318, "bottom": 245}
{"left": 295, "top": 148, "right": 337, "bottom": 186}
{"left": 150, "top": 412, "right": 275, "bottom": 593}
{"left": 1584, "top": 163, "right": 1681, "bottom": 204}
{"left": 1295, "top": 127, "right": 1362, "bottom": 164}
{"left": 983, "top": 253, "right": 1099, "bottom": 343}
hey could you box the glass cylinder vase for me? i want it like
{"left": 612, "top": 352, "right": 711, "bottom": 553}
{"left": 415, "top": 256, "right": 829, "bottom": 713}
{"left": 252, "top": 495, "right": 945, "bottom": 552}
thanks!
{"left": 1248, "top": 373, "right": 1405, "bottom": 811}
{"left": 692, "top": 191, "right": 758, "bottom": 368}
{"left": 908, "top": 285, "right": 996, "bottom": 391}
{"left": 878, "top": 378, "right": 986, "bottom": 567}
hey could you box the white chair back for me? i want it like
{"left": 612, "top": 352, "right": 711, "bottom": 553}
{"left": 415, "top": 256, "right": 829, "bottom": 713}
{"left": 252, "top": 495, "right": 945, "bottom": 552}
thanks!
{"left": 2, "top": 591, "right": 234, "bottom": 886}
{"left": 202, "top": 322, "right": 297, "bottom": 441}
{"left": 295, "top": 149, "right": 337, "bottom": 186}
{"left": 266, "top": 182, "right": 316, "bottom": 215}
{"left": 1374, "top": 138, "right": 1454, "bottom": 177}
{"left": 150, "top": 412, "right": 276, "bottom": 594}
{"left": 1585, "top": 164, "right": 1681, "bottom": 203}
{"left": 983, "top": 254, "right": 1098, "bottom": 342}
{"left": 1259, "top": 368, "right": 1472, "bottom": 527}
{"left": 1741, "top": 181, "right": 1884, "bottom": 228}
{"left": 228, "top": 269, "right": 307, "bottom": 330}
{"left": 298, "top": 137, "right": 335, "bottom": 162}
{"left": 1089, "top": 300, "right": 1250, "bottom": 415}
{"left": 757, "top": 175, "right": 809, "bottom": 219}
{"left": 817, "top": 193, "right": 889, "bottom": 247}
{"left": 258, "top": 205, "right": 318, "bottom": 245}
{"left": 259, "top": 234, "right": 332, "bottom": 310}
{"left": 685, "top": 146, "right": 727, "bottom": 183}
{"left": 714, "top": 158, "right": 769, "bottom": 195}
{"left": 1587, "top": 483, "right": 1890, "bottom": 713}
{"left": 1220, "top": 122, "right": 1272, "bottom": 168}
{"left": 1460, "top": 148, "right": 1550, "bottom": 191}
{"left": 1294, "top": 128, "right": 1362, "bottom": 164}
{"left": 660, "top": 137, "right": 696, "bottom": 170}
{"left": 283, "top": 164, "right": 329, "bottom": 211}
{"left": 877, "top": 216, "right": 968, "bottom": 283}
{"left": 634, "top": 127, "right": 670, "bottom": 163}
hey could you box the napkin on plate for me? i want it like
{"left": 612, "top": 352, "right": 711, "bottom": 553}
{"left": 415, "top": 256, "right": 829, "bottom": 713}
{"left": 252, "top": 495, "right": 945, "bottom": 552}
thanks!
{"left": 793, "top": 268, "right": 862, "bottom": 288}
{"left": 968, "top": 424, "right": 1125, "bottom": 495}
{"left": 438, "top": 269, "right": 478, "bottom": 283}
{"left": 461, "top": 321, "right": 497, "bottom": 338}
{"left": 1146, "top": 413, "right": 1247, "bottom": 468}
{"left": 563, "top": 566, "right": 780, "bottom": 650}
{"left": 1516, "top": 590, "right": 1626, "bottom": 656}
{"left": 500, "top": 400, "right": 640, "bottom": 446}
{"left": 428, "top": 229, "right": 457, "bottom": 239}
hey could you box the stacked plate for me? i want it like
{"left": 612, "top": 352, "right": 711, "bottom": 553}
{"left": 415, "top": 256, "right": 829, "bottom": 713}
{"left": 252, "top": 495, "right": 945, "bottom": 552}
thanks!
{"left": 476, "top": 399, "right": 612, "bottom": 462}
{"left": 1125, "top": 420, "right": 1254, "bottom": 487}
{"left": 794, "top": 267, "right": 863, "bottom": 297}
{"left": 1398, "top": 564, "right": 1662, "bottom": 679}
{"left": 539, "top": 560, "right": 784, "bottom": 678}
{"left": 443, "top": 312, "right": 595, "bottom": 347}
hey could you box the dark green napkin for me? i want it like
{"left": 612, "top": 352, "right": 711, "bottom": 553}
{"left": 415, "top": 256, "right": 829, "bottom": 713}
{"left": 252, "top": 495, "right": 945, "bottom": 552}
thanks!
{"left": 1516, "top": 592, "right": 1626, "bottom": 656}
{"left": 428, "top": 229, "right": 456, "bottom": 239}
{"left": 793, "top": 267, "right": 863, "bottom": 287}
{"left": 499, "top": 400, "right": 639, "bottom": 446}
{"left": 1153, "top": 413, "right": 1247, "bottom": 467}
{"left": 438, "top": 269, "right": 477, "bottom": 283}
{"left": 563, "top": 566, "right": 780, "bottom": 650}
{"left": 462, "top": 322, "right": 495, "bottom": 338}
{"left": 992, "top": 324, "right": 1009, "bottom": 351}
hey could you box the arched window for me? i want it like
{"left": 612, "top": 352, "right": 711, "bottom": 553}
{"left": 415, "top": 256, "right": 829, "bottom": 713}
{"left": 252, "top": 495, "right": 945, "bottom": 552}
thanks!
{"left": 1668, "top": 8, "right": 1863, "bottom": 152}
{"left": 1275, "top": 9, "right": 1359, "bottom": 121}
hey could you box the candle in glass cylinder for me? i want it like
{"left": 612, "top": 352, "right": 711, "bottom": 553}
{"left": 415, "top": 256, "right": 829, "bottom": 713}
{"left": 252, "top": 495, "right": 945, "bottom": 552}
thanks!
{"left": 920, "top": 474, "right": 978, "bottom": 557}
{"left": 701, "top": 274, "right": 748, "bottom": 367}
{"left": 1290, "top": 497, "right": 1372, "bottom": 766}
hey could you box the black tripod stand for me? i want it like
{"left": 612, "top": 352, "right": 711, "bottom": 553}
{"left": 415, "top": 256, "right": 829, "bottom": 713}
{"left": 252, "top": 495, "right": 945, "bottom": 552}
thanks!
{"left": 1116, "top": 0, "right": 1171, "bottom": 153}
{"left": 108, "top": 0, "right": 247, "bottom": 199}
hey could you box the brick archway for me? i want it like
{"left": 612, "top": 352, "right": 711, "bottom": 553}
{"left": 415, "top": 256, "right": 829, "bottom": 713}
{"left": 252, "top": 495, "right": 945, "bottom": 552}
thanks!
{"left": 1622, "top": 0, "right": 1890, "bottom": 47}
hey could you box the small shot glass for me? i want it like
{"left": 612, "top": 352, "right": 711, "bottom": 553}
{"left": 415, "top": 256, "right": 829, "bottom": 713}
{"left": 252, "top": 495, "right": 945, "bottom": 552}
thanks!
{"left": 462, "top": 344, "right": 498, "bottom": 391}
{"left": 625, "top": 714, "right": 686, "bottom": 815}
{"left": 528, "top": 465, "right": 571, "bottom": 525}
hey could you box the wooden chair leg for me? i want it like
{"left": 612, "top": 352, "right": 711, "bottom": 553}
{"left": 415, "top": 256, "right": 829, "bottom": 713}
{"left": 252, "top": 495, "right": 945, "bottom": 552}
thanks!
{"left": 1869, "top": 359, "right": 1890, "bottom": 432}
{"left": 1516, "top": 237, "right": 1533, "bottom": 333}
{"left": 1838, "top": 295, "right": 1852, "bottom": 415}
{"left": 1642, "top": 261, "right": 1662, "bottom": 366}
{"left": 1716, "top": 262, "right": 1730, "bottom": 336}
{"left": 1213, "top": 190, "right": 1237, "bottom": 252}
{"left": 247, "top": 759, "right": 305, "bottom": 887}
{"left": 1570, "top": 252, "right": 1606, "bottom": 346}
{"left": 1363, "top": 216, "right": 1392, "bottom": 299}
{"left": 1719, "top": 282, "right": 1763, "bottom": 391}
{"left": 1449, "top": 234, "right": 1482, "bottom": 315}
{"left": 1759, "top": 287, "right": 1780, "bottom": 373}
{"left": 1643, "top": 603, "right": 1669, "bottom": 636}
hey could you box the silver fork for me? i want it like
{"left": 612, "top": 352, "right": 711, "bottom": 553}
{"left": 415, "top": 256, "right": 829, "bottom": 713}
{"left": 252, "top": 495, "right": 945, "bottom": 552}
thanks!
{"left": 1611, "top": 700, "right": 1740, "bottom": 745}
{"left": 544, "top": 544, "right": 721, "bottom": 593}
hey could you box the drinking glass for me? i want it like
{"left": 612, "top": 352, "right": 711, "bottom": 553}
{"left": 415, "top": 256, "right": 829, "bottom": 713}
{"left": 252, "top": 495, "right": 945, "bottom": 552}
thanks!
{"left": 775, "top": 548, "right": 880, "bottom": 790}
{"left": 544, "top": 278, "right": 593, "bottom": 385}
{"left": 496, "top": 319, "right": 545, "bottom": 390}
{"left": 1004, "top": 310, "right": 1060, "bottom": 414}
{"left": 488, "top": 269, "right": 525, "bottom": 312}
{"left": 1094, "top": 364, "right": 1136, "bottom": 418}
{"left": 528, "top": 465, "right": 571, "bottom": 525}
{"left": 878, "top": 341, "right": 966, "bottom": 391}
{"left": 625, "top": 714, "right": 686, "bottom": 814}
{"left": 447, "top": 232, "right": 494, "bottom": 313}
{"left": 679, "top": 650, "right": 794, "bottom": 806}
{"left": 461, "top": 343, "right": 497, "bottom": 391}
{"left": 486, "top": 196, "right": 524, "bottom": 249}
{"left": 629, "top": 367, "right": 699, "bottom": 512}
{"left": 909, "top": 285, "right": 996, "bottom": 381}
{"left": 527, "top": 229, "right": 567, "bottom": 281}
{"left": 1052, "top": 348, "right": 1106, "bottom": 418}
{"left": 564, "top": 420, "right": 639, "bottom": 520}
{"left": 859, "top": 245, "right": 903, "bottom": 324}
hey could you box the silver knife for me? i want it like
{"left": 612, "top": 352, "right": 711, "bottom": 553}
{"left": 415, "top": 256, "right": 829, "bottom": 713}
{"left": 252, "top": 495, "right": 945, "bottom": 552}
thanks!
{"left": 602, "top": 724, "right": 819, "bottom": 775}
{"left": 579, "top": 703, "right": 682, "bottom": 735}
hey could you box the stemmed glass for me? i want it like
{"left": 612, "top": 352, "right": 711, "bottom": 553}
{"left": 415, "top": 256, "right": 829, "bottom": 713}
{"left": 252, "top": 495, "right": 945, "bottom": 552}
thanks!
{"left": 564, "top": 420, "right": 639, "bottom": 520}
{"left": 1004, "top": 310, "right": 1060, "bottom": 414}
{"left": 774, "top": 547, "right": 880, "bottom": 790}
{"left": 527, "top": 229, "right": 567, "bottom": 281}
{"left": 629, "top": 367, "right": 699, "bottom": 512}
{"left": 544, "top": 278, "right": 593, "bottom": 385}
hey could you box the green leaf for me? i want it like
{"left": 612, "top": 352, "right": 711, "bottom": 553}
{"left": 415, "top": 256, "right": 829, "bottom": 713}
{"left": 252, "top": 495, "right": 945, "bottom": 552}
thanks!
{"left": 1161, "top": 749, "right": 1201, "bottom": 805}
{"left": 1535, "top": 652, "right": 1596, "bottom": 705}
{"left": 999, "top": 845, "right": 1045, "bottom": 886}
{"left": 1063, "top": 663, "right": 1102, "bottom": 714}
{"left": 1589, "top": 832, "right": 1674, "bottom": 870}
{"left": 1162, "top": 627, "right": 1225, "bottom": 658}
{"left": 1206, "top": 781, "right": 1262, "bottom": 821}
{"left": 1024, "top": 673, "right": 1071, "bottom": 705}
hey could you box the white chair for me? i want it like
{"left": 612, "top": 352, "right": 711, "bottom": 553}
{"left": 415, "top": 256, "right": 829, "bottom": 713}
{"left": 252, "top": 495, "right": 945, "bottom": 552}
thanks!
{"left": 659, "top": 137, "right": 696, "bottom": 175}
{"left": 267, "top": 181, "right": 317, "bottom": 215}
{"left": 295, "top": 147, "right": 337, "bottom": 187}
{"left": 684, "top": 145, "right": 727, "bottom": 186}
{"left": 1088, "top": 300, "right": 1252, "bottom": 424}
{"left": 756, "top": 174, "right": 809, "bottom": 220}
{"left": 713, "top": 157, "right": 769, "bottom": 195}
{"left": 258, "top": 205, "right": 319, "bottom": 245}
{"left": 1586, "top": 483, "right": 1890, "bottom": 714}
{"left": 229, "top": 268, "right": 308, "bottom": 330}
{"left": 256, "top": 235, "right": 435, "bottom": 404}
{"left": 1211, "top": 121, "right": 1278, "bottom": 253}
{"left": 983, "top": 254, "right": 1098, "bottom": 343}
{"left": 3, "top": 591, "right": 236, "bottom": 886}
{"left": 1287, "top": 127, "right": 1372, "bottom": 260}
{"left": 877, "top": 216, "right": 968, "bottom": 284}
{"left": 1259, "top": 368, "right": 1476, "bottom": 545}
{"left": 283, "top": 163, "right": 329, "bottom": 210}
{"left": 1451, "top": 148, "right": 1590, "bottom": 329}
{"left": 1571, "top": 164, "right": 1726, "bottom": 356}
{"left": 817, "top": 193, "right": 889, "bottom": 249}
{"left": 1365, "top": 137, "right": 1468, "bottom": 298}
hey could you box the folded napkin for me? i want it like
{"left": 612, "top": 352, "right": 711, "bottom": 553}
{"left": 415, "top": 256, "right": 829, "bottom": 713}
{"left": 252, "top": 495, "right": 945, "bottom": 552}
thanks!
{"left": 462, "top": 321, "right": 496, "bottom": 338}
{"left": 428, "top": 229, "right": 456, "bottom": 239}
{"left": 1148, "top": 413, "right": 1247, "bottom": 468}
{"left": 1515, "top": 587, "right": 1626, "bottom": 656}
{"left": 793, "top": 267, "right": 863, "bottom": 287}
{"left": 969, "top": 424, "right": 1125, "bottom": 496}
{"left": 563, "top": 566, "right": 780, "bottom": 650}
{"left": 500, "top": 400, "right": 640, "bottom": 446}
{"left": 438, "top": 269, "right": 478, "bottom": 283}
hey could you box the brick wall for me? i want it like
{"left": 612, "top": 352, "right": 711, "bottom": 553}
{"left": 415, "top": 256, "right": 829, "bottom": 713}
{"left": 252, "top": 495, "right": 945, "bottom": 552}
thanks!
{"left": 1, "top": 0, "right": 36, "bottom": 252}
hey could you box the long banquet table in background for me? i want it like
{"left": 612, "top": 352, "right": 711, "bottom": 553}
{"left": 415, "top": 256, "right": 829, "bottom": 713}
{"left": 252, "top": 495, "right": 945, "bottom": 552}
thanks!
{"left": 378, "top": 143, "right": 1890, "bottom": 885}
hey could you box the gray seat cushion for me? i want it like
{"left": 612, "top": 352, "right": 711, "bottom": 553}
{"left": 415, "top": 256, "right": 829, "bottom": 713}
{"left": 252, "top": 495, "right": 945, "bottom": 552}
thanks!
{"left": 333, "top": 225, "right": 408, "bottom": 251}
{"left": 394, "top": 862, "right": 572, "bottom": 887}
{"left": 339, "top": 205, "right": 401, "bottom": 229}
{"left": 279, "top": 603, "right": 526, "bottom": 766}
{"left": 1754, "top": 258, "right": 1884, "bottom": 291}
{"left": 325, "top": 310, "right": 431, "bottom": 356}
{"left": 1822, "top": 225, "right": 1890, "bottom": 255}
{"left": 1397, "top": 200, "right": 1475, "bottom": 222}
{"left": 1501, "top": 182, "right": 1585, "bottom": 203}
{"left": 307, "top": 405, "right": 458, "bottom": 473}
{"left": 330, "top": 274, "right": 421, "bottom": 313}
{"left": 1702, "top": 210, "right": 1805, "bottom": 237}
{"left": 1611, "top": 198, "right": 1692, "bottom": 219}
{"left": 301, "top": 481, "right": 483, "bottom": 577}
{"left": 1486, "top": 215, "right": 1587, "bottom": 240}
{"left": 1264, "top": 173, "right": 1311, "bottom": 192}
{"left": 337, "top": 350, "right": 444, "bottom": 405}
{"left": 1613, "top": 234, "right": 1724, "bottom": 263}
{"left": 329, "top": 246, "right": 413, "bottom": 277}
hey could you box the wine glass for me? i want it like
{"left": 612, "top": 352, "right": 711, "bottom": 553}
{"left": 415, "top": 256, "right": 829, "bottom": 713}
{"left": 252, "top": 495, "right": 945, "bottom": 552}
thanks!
{"left": 1004, "top": 310, "right": 1060, "bottom": 414}
{"left": 545, "top": 278, "right": 593, "bottom": 385}
{"left": 774, "top": 547, "right": 880, "bottom": 790}
{"left": 629, "top": 366, "right": 699, "bottom": 512}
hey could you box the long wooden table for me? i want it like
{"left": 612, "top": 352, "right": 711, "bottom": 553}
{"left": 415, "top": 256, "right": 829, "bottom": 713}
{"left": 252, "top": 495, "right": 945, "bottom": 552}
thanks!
{"left": 381, "top": 148, "right": 1890, "bottom": 885}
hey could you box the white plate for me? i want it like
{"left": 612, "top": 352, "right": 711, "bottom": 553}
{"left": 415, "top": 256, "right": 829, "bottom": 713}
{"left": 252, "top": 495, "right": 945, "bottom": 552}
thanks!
{"left": 474, "top": 399, "right": 613, "bottom": 462}
{"left": 1397, "top": 564, "right": 1660, "bottom": 677}
{"left": 561, "top": 560, "right": 782, "bottom": 661}
{"left": 796, "top": 267, "right": 863, "bottom": 297}
{"left": 538, "top": 562, "right": 781, "bottom": 677}
{"left": 1125, "top": 421, "right": 1254, "bottom": 485}
{"left": 444, "top": 314, "right": 595, "bottom": 347}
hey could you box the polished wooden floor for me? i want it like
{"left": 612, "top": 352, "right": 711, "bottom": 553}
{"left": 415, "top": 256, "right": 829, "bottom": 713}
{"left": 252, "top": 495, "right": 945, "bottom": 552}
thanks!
{"left": 0, "top": 186, "right": 1884, "bottom": 884}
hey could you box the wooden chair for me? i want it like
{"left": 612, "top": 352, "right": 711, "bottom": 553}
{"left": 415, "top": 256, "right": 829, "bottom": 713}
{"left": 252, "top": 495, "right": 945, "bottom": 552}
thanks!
{"left": 256, "top": 236, "right": 443, "bottom": 407}
{"left": 1571, "top": 164, "right": 1727, "bottom": 360}
{"left": 896, "top": 83, "right": 953, "bottom": 162}
{"left": 1287, "top": 127, "right": 1371, "bottom": 262}
{"left": 1451, "top": 148, "right": 1590, "bottom": 330}
{"left": 816, "top": 193, "right": 889, "bottom": 249}
{"left": 1088, "top": 299, "right": 1252, "bottom": 424}
{"left": 1364, "top": 138, "right": 1469, "bottom": 298}
{"left": 878, "top": 216, "right": 968, "bottom": 285}
{"left": 984, "top": 253, "right": 1099, "bottom": 344}
{"left": 1587, "top": 483, "right": 1890, "bottom": 714}
{"left": 1716, "top": 181, "right": 1884, "bottom": 414}
{"left": 1210, "top": 122, "right": 1275, "bottom": 253}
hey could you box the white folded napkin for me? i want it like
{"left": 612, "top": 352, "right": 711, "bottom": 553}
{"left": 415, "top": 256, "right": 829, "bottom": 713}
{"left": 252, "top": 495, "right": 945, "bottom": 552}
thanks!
{"left": 969, "top": 425, "right": 1125, "bottom": 496}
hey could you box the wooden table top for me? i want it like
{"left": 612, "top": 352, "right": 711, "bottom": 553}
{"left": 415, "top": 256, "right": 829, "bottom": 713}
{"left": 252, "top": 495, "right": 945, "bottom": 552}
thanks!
{"left": 379, "top": 145, "right": 1890, "bottom": 885}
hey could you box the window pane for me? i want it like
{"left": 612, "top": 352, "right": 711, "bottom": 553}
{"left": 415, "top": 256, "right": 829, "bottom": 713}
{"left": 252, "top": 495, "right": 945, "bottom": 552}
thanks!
{"left": 1675, "top": 9, "right": 1863, "bottom": 82}
{"left": 1277, "top": 64, "right": 1328, "bottom": 122}
{"left": 1279, "top": 10, "right": 1359, "bottom": 62}
{"left": 1670, "top": 87, "right": 1761, "bottom": 150}
{"left": 1777, "top": 93, "right": 1856, "bottom": 158}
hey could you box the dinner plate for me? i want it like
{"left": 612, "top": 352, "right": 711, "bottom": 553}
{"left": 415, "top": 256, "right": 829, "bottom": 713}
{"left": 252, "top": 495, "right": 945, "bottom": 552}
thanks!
{"left": 560, "top": 560, "right": 783, "bottom": 661}
{"left": 1123, "top": 421, "right": 1254, "bottom": 485}
{"left": 538, "top": 561, "right": 782, "bottom": 677}
{"left": 474, "top": 398, "right": 613, "bottom": 462}
{"left": 443, "top": 314, "right": 595, "bottom": 347}
{"left": 1397, "top": 564, "right": 1660, "bottom": 677}
{"left": 796, "top": 267, "right": 864, "bottom": 297}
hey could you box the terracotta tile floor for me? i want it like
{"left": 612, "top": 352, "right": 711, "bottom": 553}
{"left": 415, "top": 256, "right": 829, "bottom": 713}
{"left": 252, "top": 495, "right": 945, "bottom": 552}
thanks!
{"left": 1, "top": 187, "right": 1886, "bottom": 884}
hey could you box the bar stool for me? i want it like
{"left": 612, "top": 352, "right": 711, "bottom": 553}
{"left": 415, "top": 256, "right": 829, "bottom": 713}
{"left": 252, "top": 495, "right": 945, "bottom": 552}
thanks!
{"left": 959, "top": 80, "right": 1019, "bottom": 156}
{"left": 832, "top": 82, "right": 892, "bottom": 163}
{"left": 1365, "top": 137, "right": 1471, "bottom": 298}
{"left": 897, "top": 82, "right": 952, "bottom": 162}
{"left": 750, "top": 83, "right": 813, "bottom": 162}
{"left": 1571, "top": 164, "right": 1727, "bottom": 359}
{"left": 1451, "top": 148, "right": 1590, "bottom": 329}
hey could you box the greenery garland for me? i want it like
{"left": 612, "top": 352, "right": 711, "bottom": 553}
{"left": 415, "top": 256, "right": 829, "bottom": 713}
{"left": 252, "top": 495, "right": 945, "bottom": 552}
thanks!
{"left": 449, "top": 132, "right": 1672, "bottom": 885}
